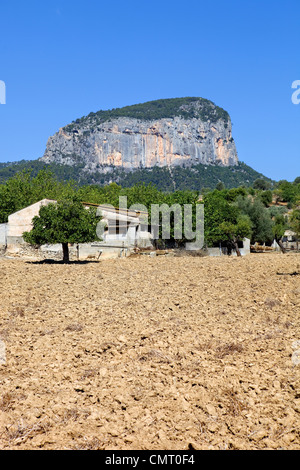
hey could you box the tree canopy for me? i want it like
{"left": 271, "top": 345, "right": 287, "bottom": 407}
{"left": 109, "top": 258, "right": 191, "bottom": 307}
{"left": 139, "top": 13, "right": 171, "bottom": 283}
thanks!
{"left": 0, "top": 168, "right": 299, "bottom": 256}
{"left": 23, "top": 196, "right": 101, "bottom": 262}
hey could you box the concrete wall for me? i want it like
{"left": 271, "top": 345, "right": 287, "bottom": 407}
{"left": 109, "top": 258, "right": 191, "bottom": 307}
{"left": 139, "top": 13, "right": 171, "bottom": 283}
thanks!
{"left": 207, "top": 238, "right": 250, "bottom": 257}
{"left": 241, "top": 238, "right": 250, "bottom": 256}
{"left": 78, "top": 241, "right": 131, "bottom": 260}
{"left": 0, "top": 224, "right": 7, "bottom": 247}
{"left": 5, "top": 199, "right": 55, "bottom": 254}
{"left": 7, "top": 199, "right": 54, "bottom": 239}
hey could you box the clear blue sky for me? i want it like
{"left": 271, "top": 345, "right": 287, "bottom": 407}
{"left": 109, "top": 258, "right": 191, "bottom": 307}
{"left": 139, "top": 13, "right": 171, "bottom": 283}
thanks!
{"left": 0, "top": 0, "right": 299, "bottom": 181}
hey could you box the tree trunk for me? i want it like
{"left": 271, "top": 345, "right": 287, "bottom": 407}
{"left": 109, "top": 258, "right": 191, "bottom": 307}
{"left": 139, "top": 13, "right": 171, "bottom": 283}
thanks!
{"left": 275, "top": 237, "right": 286, "bottom": 254}
{"left": 234, "top": 241, "right": 242, "bottom": 257}
{"left": 228, "top": 239, "right": 241, "bottom": 257}
{"left": 62, "top": 243, "right": 70, "bottom": 263}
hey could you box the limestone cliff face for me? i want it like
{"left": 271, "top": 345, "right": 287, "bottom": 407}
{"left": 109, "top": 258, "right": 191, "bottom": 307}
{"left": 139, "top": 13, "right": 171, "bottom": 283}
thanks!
{"left": 40, "top": 98, "right": 238, "bottom": 170}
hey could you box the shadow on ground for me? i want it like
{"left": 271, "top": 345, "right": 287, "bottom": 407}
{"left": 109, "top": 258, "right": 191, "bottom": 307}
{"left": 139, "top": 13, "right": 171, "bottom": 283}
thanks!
{"left": 26, "top": 259, "right": 100, "bottom": 265}
{"left": 276, "top": 271, "right": 299, "bottom": 276}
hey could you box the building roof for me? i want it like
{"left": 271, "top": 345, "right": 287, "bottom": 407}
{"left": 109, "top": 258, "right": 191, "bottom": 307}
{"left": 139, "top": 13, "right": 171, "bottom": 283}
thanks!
{"left": 284, "top": 230, "right": 297, "bottom": 237}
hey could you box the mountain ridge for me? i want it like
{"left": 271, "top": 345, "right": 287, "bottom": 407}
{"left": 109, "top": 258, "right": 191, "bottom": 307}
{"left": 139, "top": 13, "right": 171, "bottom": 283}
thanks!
{"left": 64, "top": 97, "right": 231, "bottom": 129}
{"left": 40, "top": 97, "right": 239, "bottom": 170}
{"left": 0, "top": 98, "right": 276, "bottom": 190}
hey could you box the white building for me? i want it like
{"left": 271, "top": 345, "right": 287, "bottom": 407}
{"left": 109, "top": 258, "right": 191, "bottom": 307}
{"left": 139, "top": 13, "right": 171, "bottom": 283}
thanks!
{"left": 0, "top": 199, "right": 154, "bottom": 260}
{"left": 281, "top": 230, "right": 299, "bottom": 251}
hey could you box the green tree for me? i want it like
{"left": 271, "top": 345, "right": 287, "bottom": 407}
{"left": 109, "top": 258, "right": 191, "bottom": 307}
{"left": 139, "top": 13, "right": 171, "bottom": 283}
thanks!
{"left": 0, "top": 168, "right": 76, "bottom": 223}
{"left": 203, "top": 190, "right": 241, "bottom": 248}
{"left": 225, "top": 187, "right": 247, "bottom": 202}
{"left": 219, "top": 215, "right": 252, "bottom": 256}
{"left": 290, "top": 208, "right": 300, "bottom": 249}
{"left": 0, "top": 170, "right": 33, "bottom": 223}
{"left": 272, "top": 214, "right": 288, "bottom": 253}
{"left": 276, "top": 181, "right": 297, "bottom": 204}
{"left": 253, "top": 178, "right": 272, "bottom": 191}
{"left": 235, "top": 196, "right": 274, "bottom": 244}
{"left": 162, "top": 189, "right": 199, "bottom": 247}
{"left": 259, "top": 190, "right": 273, "bottom": 207}
{"left": 23, "top": 197, "right": 101, "bottom": 262}
{"left": 215, "top": 181, "right": 225, "bottom": 191}
{"left": 77, "top": 182, "right": 123, "bottom": 207}
{"left": 293, "top": 177, "right": 300, "bottom": 185}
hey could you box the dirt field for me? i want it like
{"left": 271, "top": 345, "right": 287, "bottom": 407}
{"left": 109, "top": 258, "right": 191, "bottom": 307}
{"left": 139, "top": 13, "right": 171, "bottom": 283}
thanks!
{"left": 0, "top": 252, "right": 299, "bottom": 450}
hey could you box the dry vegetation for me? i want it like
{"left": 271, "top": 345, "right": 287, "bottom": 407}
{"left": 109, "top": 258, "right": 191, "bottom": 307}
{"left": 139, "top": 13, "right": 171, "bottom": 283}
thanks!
{"left": 0, "top": 252, "right": 299, "bottom": 450}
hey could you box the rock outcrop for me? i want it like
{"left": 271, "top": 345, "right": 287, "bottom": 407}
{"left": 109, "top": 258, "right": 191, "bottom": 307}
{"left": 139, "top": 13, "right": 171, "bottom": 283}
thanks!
{"left": 40, "top": 98, "right": 238, "bottom": 170}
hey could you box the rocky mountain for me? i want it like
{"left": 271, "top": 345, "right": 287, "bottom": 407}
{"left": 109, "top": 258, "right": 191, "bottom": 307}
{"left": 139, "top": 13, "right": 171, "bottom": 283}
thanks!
{"left": 40, "top": 97, "right": 239, "bottom": 170}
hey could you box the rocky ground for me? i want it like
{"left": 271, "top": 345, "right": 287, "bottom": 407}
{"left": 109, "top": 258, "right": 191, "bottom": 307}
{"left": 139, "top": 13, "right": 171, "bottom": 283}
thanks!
{"left": 0, "top": 252, "right": 299, "bottom": 450}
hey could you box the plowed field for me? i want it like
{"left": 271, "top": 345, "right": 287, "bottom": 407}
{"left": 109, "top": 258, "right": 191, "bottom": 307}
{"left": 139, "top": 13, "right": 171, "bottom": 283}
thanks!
{"left": 0, "top": 253, "right": 299, "bottom": 450}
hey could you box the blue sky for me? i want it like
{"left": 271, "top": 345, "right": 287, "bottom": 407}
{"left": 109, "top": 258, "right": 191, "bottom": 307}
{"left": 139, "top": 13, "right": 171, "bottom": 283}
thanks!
{"left": 0, "top": 0, "right": 299, "bottom": 181}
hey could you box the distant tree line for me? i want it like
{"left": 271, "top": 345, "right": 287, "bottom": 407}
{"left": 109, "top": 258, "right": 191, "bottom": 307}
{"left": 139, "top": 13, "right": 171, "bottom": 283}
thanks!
{"left": 0, "top": 159, "right": 274, "bottom": 192}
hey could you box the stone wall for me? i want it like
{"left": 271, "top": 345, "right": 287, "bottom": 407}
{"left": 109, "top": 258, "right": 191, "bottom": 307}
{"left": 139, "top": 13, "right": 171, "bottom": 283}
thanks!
{"left": 0, "top": 224, "right": 7, "bottom": 247}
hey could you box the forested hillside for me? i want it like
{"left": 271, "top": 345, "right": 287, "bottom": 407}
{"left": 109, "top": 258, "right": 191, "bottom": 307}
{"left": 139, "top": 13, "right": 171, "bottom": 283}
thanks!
{"left": 0, "top": 160, "right": 273, "bottom": 191}
{"left": 64, "top": 97, "right": 230, "bottom": 132}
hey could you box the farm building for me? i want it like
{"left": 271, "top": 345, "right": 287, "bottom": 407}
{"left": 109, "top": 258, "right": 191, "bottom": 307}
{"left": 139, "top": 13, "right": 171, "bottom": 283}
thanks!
{"left": 281, "top": 230, "right": 299, "bottom": 251}
{"left": 0, "top": 199, "right": 154, "bottom": 260}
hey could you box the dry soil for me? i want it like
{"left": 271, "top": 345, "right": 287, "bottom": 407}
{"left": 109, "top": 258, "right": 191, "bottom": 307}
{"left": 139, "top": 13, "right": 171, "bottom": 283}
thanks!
{"left": 0, "top": 252, "right": 299, "bottom": 450}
